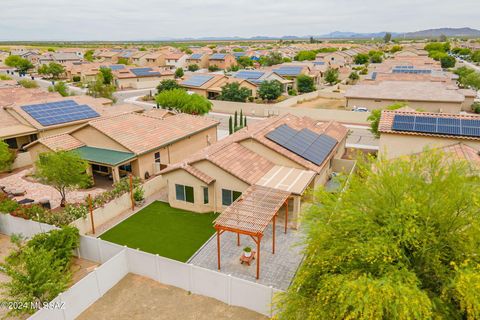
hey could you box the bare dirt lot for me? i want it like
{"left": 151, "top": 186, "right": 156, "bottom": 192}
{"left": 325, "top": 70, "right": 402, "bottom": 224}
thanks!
{"left": 77, "top": 273, "right": 269, "bottom": 320}
{"left": 295, "top": 96, "right": 346, "bottom": 109}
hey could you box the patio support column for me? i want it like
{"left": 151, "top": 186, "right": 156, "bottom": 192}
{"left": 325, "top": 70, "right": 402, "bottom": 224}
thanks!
{"left": 216, "top": 229, "right": 221, "bottom": 270}
{"left": 112, "top": 166, "right": 121, "bottom": 183}
{"left": 237, "top": 233, "right": 240, "bottom": 246}
{"left": 284, "top": 199, "right": 288, "bottom": 234}
{"left": 272, "top": 215, "right": 276, "bottom": 254}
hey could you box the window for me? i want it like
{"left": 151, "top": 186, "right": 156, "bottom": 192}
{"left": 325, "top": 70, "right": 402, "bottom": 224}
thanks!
{"left": 154, "top": 152, "right": 161, "bottom": 163}
{"left": 5, "top": 138, "right": 17, "bottom": 149}
{"left": 203, "top": 187, "right": 209, "bottom": 204}
{"left": 92, "top": 164, "right": 109, "bottom": 173}
{"left": 221, "top": 189, "right": 242, "bottom": 206}
{"left": 175, "top": 184, "right": 194, "bottom": 203}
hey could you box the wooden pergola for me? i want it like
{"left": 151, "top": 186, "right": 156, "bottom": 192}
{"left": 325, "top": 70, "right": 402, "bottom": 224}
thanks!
{"left": 214, "top": 185, "right": 291, "bottom": 280}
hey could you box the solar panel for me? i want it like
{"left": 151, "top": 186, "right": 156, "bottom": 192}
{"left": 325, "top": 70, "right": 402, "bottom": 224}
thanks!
{"left": 190, "top": 53, "right": 202, "bottom": 59}
{"left": 108, "top": 65, "right": 125, "bottom": 71}
{"left": 234, "top": 71, "right": 265, "bottom": 80}
{"left": 181, "top": 75, "right": 215, "bottom": 87}
{"left": 266, "top": 125, "right": 337, "bottom": 166}
{"left": 392, "top": 114, "right": 480, "bottom": 138}
{"left": 21, "top": 100, "right": 100, "bottom": 126}
{"left": 210, "top": 53, "right": 226, "bottom": 60}
{"left": 130, "top": 68, "right": 161, "bottom": 77}
{"left": 371, "top": 72, "right": 377, "bottom": 80}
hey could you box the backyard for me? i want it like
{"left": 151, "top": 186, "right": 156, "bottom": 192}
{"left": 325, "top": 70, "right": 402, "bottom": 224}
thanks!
{"left": 99, "top": 201, "right": 218, "bottom": 262}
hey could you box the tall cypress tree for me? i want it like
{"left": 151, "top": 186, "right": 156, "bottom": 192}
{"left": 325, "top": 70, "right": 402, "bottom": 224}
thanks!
{"left": 244, "top": 115, "right": 247, "bottom": 127}
{"left": 240, "top": 109, "right": 243, "bottom": 127}
{"left": 234, "top": 111, "right": 238, "bottom": 129}
{"left": 229, "top": 116, "right": 233, "bottom": 135}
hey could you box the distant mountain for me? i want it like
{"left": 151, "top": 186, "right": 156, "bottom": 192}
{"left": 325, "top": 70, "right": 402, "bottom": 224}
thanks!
{"left": 399, "top": 27, "right": 480, "bottom": 38}
{"left": 318, "top": 31, "right": 399, "bottom": 39}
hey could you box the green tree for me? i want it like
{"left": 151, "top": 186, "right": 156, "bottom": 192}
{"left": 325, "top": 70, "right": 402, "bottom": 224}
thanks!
{"left": 294, "top": 51, "right": 317, "bottom": 61}
{"left": 390, "top": 45, "right": 403, "bottom": 53}
{"left": 0, "top": 141, "right": 15, "bottom": 172}
{"left": 237, "top": 56, "right": 253, "bottom": 68}
{"left": 175, "top": 68, "right": 184, "bottom": 78}
{"left": 155, "top": 89, "right": 212, "bottom": 115}
{"left": 156, "top": 79, "right": 180, "bottom": 94}
{"left": 187, "top": 64, "right": 199, "bottom": 72}
{"left": 87, "top": 73, "right": 116, "bottom": 100}
{"left": 258, "top": 80, "right": 282, "bottom": 101}
{"left": 367, "top": 102, "right": 405, "bottom": 138}
{"left": 454, "top": 67, "right": 480, "bottom": 90}
{"left": 35, "top": 151, "right": 90, "bottom": 207}
{"left": 383, "top": 32, "right": 392, "bottom": 43}
{"left": 348, "top": 71, "right": 360, "bottom": 82}
{"left": 4, "top": 55, "right": 23, "bottom": 68}
{"left": 117, "top": 57, "right": 129, "bottom": 65}
{"left": 38, "top": 62, "right": 65, "bottom": 79}
{"left": 84, "top": 49, "right": 94, "bottom": 62}
{"left": 439, "top": 34, "right": 447, "bottom": 42}
{"left": 17, "top": 79, "right": 38, "bottom": 88}
{"left": 229, "top": 116, "right": 233, "bottom": 134}
{"left": 324, "top": 68, "right": 339, "bottom": 85}
{"left": 472, "top": 51, "right": 480, "bottom": 62}
{"left": 260, "top": 52, "right": 283, "bottom": 66}
{"left": 440, "top": 55, "right": 456, "bottom": 68}
{"left": 354, "top": 53, "right": 370, "bottom": 65}
{"left": 208, "top": 65, "right": 220, "bottom": 72}
{"left": 296, "top": 74, "right": 315, "bottom": 93}
{"left": 48, "top": 81, "right": 69, "bottom": 97}
{"left": 99, "top": 67, "right": 113, "bottom": 85}
{"left": 218, "top": 82, "right": 252, "bottom": 102}
{"left": 277, "top": 150, "right": 480, "bottom": 320}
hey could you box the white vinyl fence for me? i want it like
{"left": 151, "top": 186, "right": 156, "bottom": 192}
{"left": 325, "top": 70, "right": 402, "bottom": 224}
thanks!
{"left": 0, "top": 215, "right": 279, "bottom": 319}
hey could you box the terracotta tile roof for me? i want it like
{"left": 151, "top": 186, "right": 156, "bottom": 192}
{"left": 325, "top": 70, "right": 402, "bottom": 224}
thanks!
{"left": 441, "top": 143, "right": 480, "bottom": 166}
{"left": 161, "top": 114, "right": 348, "bottom": 179}
{"left": 85, "top": 113, "right": 219, "bottom": 155}
{"left": 183, "top": 164, "right": 215, "bottom": 184}
{"left": 379, "top": 109, "right": 480, "bottom": 141}
{"left": 35, "top": 133, "right": 85, "bottom": 151}
{"left": 207, "top": 143, "right": 275, "bottom": 184}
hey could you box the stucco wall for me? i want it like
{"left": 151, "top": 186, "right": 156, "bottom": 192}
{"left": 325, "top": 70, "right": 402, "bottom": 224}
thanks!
{"left": 167, "top": 127, "right": 217, "bottom": 164}
{"left": 346, "top": 97, "right": 462, "bottom": 114}
{"left": 379, "top": 133, "right": 480, "bottom": 159}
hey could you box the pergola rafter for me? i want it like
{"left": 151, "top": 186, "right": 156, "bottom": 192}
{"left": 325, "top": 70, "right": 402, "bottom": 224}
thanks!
{"left": 214, "top": 185, "right": 291, "bottom": 279}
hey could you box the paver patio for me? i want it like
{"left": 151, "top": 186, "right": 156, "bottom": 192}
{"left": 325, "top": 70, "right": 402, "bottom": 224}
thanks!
{"left": 189, "top": 224, "right": 305, "bottom": 290}
{"left": 0, "top": 168, "right": 107, "bottom": 209}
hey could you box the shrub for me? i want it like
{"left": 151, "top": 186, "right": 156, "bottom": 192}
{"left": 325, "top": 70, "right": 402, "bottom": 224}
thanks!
{"left": 288, "top": 89, "right": 297, "bottom": 96}
{"left": 208, "top": 65, "right": 220, "bottom": 72}
{"left": 258, "top": 80, "right": 283, "bottom": 101}
{"left": 156, "top": 79, "right": 180, "bottom": 94}
{"left": 133, "top": 187, "right": 145, "bottom": 202}
{"left": 296, "top": 74, "right": 316, "bottom": 93}
{"left": 187, "top": 64, "right": 199, "bottom": 72}
{"left": 473, "top": 102, "right": 480, "bottom": 114}
{"left": 0, "top": 196, "right": 20, "bottom": 214}
{"left": 0, "top": 74, "right": 12, "bottom": 80}
{"left": 72, "top": 75, "right": 81, "bottom": 82}
{"left": 18, "top": 79, "right": 38, "bottom": 88}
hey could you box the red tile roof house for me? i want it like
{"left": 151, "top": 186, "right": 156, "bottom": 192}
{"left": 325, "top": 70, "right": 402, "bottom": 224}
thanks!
{"left": 112, "top": 66, "right": 174, "bottom": 90}
{"left": 208, "top": 53, "right": 237, "bottom": 70}
{"left": 159, "top": 114, "right": 353, "bottom": 227}
{"left": 378, "top": 108, "right": 480, "bottom": 159}
{"left": 26, "top": 111, "right": 219, "bottom": 184}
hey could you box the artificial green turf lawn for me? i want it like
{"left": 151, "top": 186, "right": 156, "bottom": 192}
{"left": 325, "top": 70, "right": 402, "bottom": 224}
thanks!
{"left": 99, "top": 201, "right": 218, "bottom": 262}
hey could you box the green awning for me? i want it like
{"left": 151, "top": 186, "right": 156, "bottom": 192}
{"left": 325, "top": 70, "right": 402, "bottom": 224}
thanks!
{"left": 73, "top": 146, "right": 135, "bottom": 166}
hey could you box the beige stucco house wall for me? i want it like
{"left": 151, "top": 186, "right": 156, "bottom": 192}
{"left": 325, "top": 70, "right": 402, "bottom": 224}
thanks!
{"left": 346, "top": 97, "right": 462, "bottom": 114}
{"left": 115, "top": 75, "right": 174, "bottom": 90}
{"left": 379, "top": 133, "right": 480, "bottom": 159}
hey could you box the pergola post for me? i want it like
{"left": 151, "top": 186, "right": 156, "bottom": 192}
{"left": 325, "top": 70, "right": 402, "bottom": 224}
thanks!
{"left": 272, "top": 215, "right": 276, "bottom": 254}
{"left": 284, "top": 199, "right": 288, "bottom": 234}
{"left": 256, "top": 235, "right": 261, "bottom": 280}
{"left": 237, "top": 233, "right": 240, "bottom": 246}
{"left": 217, "top": 229, "right": 221, "bottom": 270}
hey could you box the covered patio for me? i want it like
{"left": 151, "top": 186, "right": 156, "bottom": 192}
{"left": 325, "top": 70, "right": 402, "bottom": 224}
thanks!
{"left": 213, "top": 185, "right": 291, "bottom": 280}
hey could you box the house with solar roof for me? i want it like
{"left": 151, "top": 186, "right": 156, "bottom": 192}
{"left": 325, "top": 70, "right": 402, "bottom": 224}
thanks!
{"left": 180, "top": 73, "right": 257, "bottom": 99}
{"left": 233, "top": 70, "right": 293, "bottom": 93}
{"left": 159, "top": 114, "right": 352, "bottom": 224}
{"left": 112, "top": 66, "right": 174, "bottom": 90}
{"left": 378, "top": 108, "right": 480, "bottom": 159}
{"left": 208, "top": 53, "right": 237, "bottom": 70}
{"left": 186, "top": 53, "right": 209, "bottom": 69}
{"left": 26, "top": 111, "right": 219, "bottom": 184}
{"left": 270, "top": 64, "right": 321, "bottom": 89}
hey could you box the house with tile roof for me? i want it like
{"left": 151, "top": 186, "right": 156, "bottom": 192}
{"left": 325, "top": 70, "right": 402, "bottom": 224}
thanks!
{"left": 378, "top": 108, "right": 480, "bottom": 159}
{"left": 345, "top": 81, "right": 476, "bottom": 113}
{"left": 26, "top": 111, "right": 219, "bottom": 184}
{"left": 165, "top": 53, "right": 188, "bottom": 70}
{"left": 186, "top": 53, "right": 210, "bottom": 69}
{"left": 208, "top": 53, "right": 237, "bottom": 70}
{"left": 159, "top": 114, "right": 352, "bottom": 224}
{"left": 112, "top": 66, "right": 175, "bottom": 90}
{"left": 179, "top": 73, "right": 258, "bottom": 99}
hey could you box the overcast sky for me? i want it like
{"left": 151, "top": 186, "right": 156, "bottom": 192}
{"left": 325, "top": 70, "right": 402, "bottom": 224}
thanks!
{"left": 1, "top": 0, "right": 479, "bottom": 41}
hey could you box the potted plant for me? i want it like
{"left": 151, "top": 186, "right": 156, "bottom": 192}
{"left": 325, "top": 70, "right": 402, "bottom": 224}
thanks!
{"left": 133, "top": 187, "right": 145, "bottom": 206}
{"left": 243, "top": 246, "right": 252, "bottom": 258}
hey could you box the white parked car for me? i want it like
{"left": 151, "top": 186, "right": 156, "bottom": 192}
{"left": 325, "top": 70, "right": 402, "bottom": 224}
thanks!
{"left": 352, "top": 106, "right": 369, "bottom": 112}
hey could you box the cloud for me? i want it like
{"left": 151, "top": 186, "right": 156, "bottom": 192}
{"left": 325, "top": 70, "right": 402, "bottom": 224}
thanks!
{"left": 0, "top": 0, "right": 478, "bottom": 40}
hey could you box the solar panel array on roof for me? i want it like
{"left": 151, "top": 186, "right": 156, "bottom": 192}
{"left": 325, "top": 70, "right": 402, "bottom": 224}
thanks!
{"left": 273, "top": 66, "right": 304, "bottom": 76}
{"left": 266, "top": 124, "right": 337, "bottom": 166}
{"left": 21, "top": 100, "right": 100, "bottom": 126}
{"left": 210, "top": 53, "right": 226, "bottom": 60}
{"left": 313, "top": 61, "right": 325, "bottom": 65}
{"left": 233, "top": 52, "right": 246, "bottom": 58}
{"left": 392, "top": 68, "right": 432, "bottom": 74}
{"left": 181, "top": 75, "right": 215, "bottom": 87}
{"left": 371, "top": 72, "right": 377, "bottom": 80}
{"left": 107, "top": 65, "right": 125, "bottom": 71}
{"left": 392, "top": 114, "right": 480, "bottom": 137}
{"left": 234, "top": 71, "right": 265, "bottom": 80}
{"left": 130, "top": 68, "right": 161, "bottom": 77}
{"left": 189, "top": 53, "right": 203, "bottom": 59}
